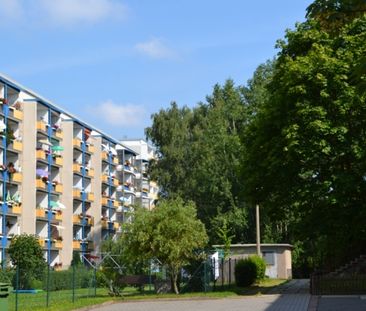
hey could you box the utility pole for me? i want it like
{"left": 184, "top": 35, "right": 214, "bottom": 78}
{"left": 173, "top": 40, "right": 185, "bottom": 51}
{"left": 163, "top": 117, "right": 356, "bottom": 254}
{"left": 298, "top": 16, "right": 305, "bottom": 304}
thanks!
{"left": 256, "top": 204, "right": 261, "bottom": 256}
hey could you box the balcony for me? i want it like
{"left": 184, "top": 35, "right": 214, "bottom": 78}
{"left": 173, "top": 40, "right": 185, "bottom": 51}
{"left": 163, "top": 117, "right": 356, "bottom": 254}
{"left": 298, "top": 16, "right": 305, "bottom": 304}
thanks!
{"left": 36, "top": 209, "right": 46, "bottom": 218}
{"left": 87, "top": 217, "right": 94, "bottom": 226}
{"left": 54, "top": 156, "right": 63, "bottom": 166}
{"left": 54, "top": 211, "right": 62, "bottom": 221}
{"left": 73, "top": 189, "right": 81, "bottom": 199}
{"left": 113, "top": 222, "right": 120, "bottom": 230}
{"left": 113, "top": 157, "right": 119, "bottom": 165}
{"left": 101, "top": 197, "right": 109, "bottom": 206}
{"left": 12, "top": 141, "right": 22, "bottom": 152}
{"left": 73, "top": 163, "right": 81, "bottom": 173}
{"left": 101, "top": 151, "right": 108, "bottom": 161}
{"left": 12, "top": 172, "right": 22, "bottom": 183}
{"left": 54, "top": 183, "right": 63, "bottom": 194}
{"left": 101, "top": 174, "right": 109, "bottom": 183}
{"left": 113, "top": 178, "right": 119, "bottom": 187}
{"left": 54, "top": 130, "right": 63, "bottom": 140}
{"left": 87, "top": 192, "right": 95, "bottom": 202}
{"left": 11, "top": 107, "right": 23, "bottom": 120}
{"left": 73, "top": 214, "right": 82, "bottom": 224}
{"left": 36, "top": 121, "right": 47, "bottom": 132}
{"left": 101, "top": 219, "right": 108, "bottom": 229}
{"left": 38, "top": 238, "right": 46, "bottom": 247}
{"left": 73, "top": 138, "right": 82, "bottom": 148}
{"left": 36, "top": 149, "right": 46, "bottom": 160}
{"left": 36, "top": 178, "right": 46, "bottom": 189}
{"left": 113, "top": 200, "right": 119, "bottom": 208}
{"left": 87, "top": 144, "right": 95, "bottom": 154}
{"left": 72, "top": 240, "right": 81, "bottom": 250}
{"left": 87, "top": 168, "right": 94, "bottom": 178}
{"left": 10, "top": 203, "right": 21, "bottom": 214}
{"left": 54, "top": 240, "right": 62, "bottom": 249}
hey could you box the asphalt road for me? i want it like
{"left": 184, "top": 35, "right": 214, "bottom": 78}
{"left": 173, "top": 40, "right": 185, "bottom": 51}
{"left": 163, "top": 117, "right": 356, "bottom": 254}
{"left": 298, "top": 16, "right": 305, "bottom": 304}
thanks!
{"left": 91, "top": 294, "right": 310, "bottom": 311}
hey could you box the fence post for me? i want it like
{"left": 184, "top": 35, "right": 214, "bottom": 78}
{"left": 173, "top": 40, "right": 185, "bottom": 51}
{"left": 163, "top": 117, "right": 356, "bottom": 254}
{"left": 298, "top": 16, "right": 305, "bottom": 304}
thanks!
{"left": 213, "top": 257, "right": 216, "bottom": 291}
{"left": 46, "top": 265, "right": 50, "bottom": 307}
{"left": 229, "top": 258, "right": 231, "bottom": 286}
{"left": 72, "top": 263, "right": 75, "bottom": 303}
{"left": 149, "top": 259, "right": 152, "bottom": 292}
{"left": 15, "top": 265, "right": 19, "bottom": 311}
{"left": 94, "top": 267, "right": 97, "bottom": 297}
{"left": 221, "top": 258, "right": 224, "bottom": 288}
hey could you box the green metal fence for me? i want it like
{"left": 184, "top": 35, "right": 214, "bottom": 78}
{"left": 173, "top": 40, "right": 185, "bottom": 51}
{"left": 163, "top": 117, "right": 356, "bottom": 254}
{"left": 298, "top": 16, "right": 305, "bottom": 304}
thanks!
{"left": 8, "top": 264, "right": 98, "bottom": 311}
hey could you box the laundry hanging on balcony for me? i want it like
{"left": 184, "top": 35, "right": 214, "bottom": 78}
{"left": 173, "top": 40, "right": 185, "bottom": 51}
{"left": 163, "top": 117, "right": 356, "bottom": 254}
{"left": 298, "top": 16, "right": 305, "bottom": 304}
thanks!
{"left": 0, "top": 119, "right": 6, "bottom": 132}
{"left": 51, "top": 145, "right": 64, "bottom": 151}
{"left": 36, "top": 168, "right": 49, "bottom": 178}
{"left": 39, "top": 139, "right": 52, "bottom": 146}
{"left": 50, "top": 201, "right": 65, "bottom": 210}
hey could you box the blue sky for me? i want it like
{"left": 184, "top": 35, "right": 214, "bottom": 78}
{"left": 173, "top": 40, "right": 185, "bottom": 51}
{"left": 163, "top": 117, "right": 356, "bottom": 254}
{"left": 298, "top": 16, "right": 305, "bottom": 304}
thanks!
{"left": 0, "top": 0, "right": 313, "bottom": 139}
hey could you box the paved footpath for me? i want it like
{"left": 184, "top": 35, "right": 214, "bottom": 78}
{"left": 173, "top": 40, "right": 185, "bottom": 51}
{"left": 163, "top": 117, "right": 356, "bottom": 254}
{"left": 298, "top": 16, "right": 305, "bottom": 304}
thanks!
{"left": 89, "top": 279, "right": 311, "bottom": 311}
{"left": 91, "top": 295, "right": 310, "bottom": 311}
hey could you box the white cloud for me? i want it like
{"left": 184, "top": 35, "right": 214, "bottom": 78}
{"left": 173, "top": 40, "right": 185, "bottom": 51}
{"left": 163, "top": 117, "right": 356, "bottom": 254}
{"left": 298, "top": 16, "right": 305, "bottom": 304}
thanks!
{"left": 38, "top": 0, "right": 127, "bottom": 26}
{"left": 0, "top": 0, "right": 127, "bottom": 27}
{"left": 92, "top": 101, "right": 147, "bottom": 127}
{"left": 135, "top": 38, "right": 176, "bottom": 59}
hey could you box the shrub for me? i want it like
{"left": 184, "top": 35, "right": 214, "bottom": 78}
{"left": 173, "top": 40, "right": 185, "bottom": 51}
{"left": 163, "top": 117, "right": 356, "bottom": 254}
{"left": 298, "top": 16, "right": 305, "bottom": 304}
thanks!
{"left": 235, "top": 255, "right": 266, "bottom": 287}
{"left": 0, "top": 268, "right": 15, "bottom": 284}
{"left": 42, "top": 267, "right": 94, "bottom": 291}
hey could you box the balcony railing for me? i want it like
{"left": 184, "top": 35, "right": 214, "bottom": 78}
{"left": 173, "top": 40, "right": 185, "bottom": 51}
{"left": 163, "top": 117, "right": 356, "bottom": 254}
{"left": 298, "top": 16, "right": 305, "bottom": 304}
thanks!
{"left": 10, "top": 203, "right": 22, "bottom": 214}
{"left": 73, "top": 189, "right": 81, "bottom": 199}
{"left": 73, "top": 138, "right": 82, "bottom": 148}
{"left": 87, "top": 192, "right": 94, "bottom": 202}
{"left": 73, "top": 163, "right": 81, "bottom": 173}
{"left": 10, "top": 106, "right": 23, "bottom": 120}
{"left": 12, "top": 172, "right": 22, "bottom": 183}
{"left": 12, "top": 140, "right": 22, "bottom": 152}
{"left": 36, "top": 178, "right": 46, "bottom": 189}
{"left": 36, "top": 149, "right": 46, "bottom": 160}
{"left": 36, "top": 121, "right": 47, "bottom": 132}
{"left": 72, "top": 240, "right": 81, "bottom": 250}
{"left": 54, "top": 156, "right": 63, "bottom": 166}
{"left": 54, "top": 183, "right": 63, "bottom": 194}
{"left": 87, "top": 167, "right": 94, "bottom": 177}
{"left": 36, "top": 209, "right": 46, "bottom": 218}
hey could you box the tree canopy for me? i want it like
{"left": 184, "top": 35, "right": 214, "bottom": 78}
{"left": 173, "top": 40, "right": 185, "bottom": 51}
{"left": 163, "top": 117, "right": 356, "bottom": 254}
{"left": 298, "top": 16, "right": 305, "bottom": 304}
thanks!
{"left": 122, "top": 197, "right": 208, "bottom": 294}
{"left": 242, "top": 11, "right": 366, "bottom": 268}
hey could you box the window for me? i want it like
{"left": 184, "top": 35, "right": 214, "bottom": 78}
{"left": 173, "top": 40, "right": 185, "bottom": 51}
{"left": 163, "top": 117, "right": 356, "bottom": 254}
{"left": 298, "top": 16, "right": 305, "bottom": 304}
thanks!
{"left": 263, "top": 251, "right": 275, "bottom": 265}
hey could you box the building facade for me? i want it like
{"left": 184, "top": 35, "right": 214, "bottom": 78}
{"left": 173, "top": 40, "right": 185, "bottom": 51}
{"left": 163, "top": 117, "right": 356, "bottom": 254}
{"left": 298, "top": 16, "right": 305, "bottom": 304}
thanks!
{"left": 120, "top": 139, "right": 159, "bottom": 210}
{"left": 0, "top": 74, "right": 153, "bottom": 268}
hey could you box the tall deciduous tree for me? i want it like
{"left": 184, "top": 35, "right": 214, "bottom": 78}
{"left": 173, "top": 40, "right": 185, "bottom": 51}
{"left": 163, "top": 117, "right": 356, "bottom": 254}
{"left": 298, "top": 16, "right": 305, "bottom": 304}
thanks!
{"left": 123, "top": 198, "right": 208, "bottom": 294}
{"left": 146, "top": 80, "right": 250, "bottom": 244}
{"left": 242, "top": 14, "right": 366, "bottom": 268}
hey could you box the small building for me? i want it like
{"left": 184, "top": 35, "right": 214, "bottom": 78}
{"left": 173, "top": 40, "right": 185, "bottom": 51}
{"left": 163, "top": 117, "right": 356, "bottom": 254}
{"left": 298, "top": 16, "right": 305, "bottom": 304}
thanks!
{"left": 213, "top": 244, "right": 293, "bottom": 280}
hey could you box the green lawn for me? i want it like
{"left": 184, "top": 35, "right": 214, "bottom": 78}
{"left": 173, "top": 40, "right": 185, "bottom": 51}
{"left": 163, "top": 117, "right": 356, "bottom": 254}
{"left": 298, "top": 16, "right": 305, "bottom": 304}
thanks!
{"left": 8, "top": 279, "right": 288, "bottom": 311}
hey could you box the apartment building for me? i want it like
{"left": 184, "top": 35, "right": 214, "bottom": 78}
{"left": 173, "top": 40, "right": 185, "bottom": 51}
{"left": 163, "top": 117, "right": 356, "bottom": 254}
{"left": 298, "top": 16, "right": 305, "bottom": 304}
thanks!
{"left": 0, "top": 74, "right": 152, "bottom": 268}
{"left": 120, "top": 139, "right": 159, "bottom": 210}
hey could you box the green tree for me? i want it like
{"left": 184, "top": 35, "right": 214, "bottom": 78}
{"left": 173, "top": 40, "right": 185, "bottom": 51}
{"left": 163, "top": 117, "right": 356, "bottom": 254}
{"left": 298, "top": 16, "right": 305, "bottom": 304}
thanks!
{"left": 242, "top": 14, "right": 366, "bottom": 269}
{"left": 123, "top": 198, "right": 208, "bottom": 294}
{"left": 146, "top": 80, "right": 249, "bottom": 244}
{"left": 8, "top": 234, "right": 46, "bottom": 289}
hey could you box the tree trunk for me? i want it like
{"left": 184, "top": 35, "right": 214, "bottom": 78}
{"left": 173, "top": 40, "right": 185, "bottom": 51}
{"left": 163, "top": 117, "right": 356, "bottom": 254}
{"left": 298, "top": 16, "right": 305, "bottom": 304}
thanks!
{"left": 171, "top": 272, "right": 179, "bottom": 294}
